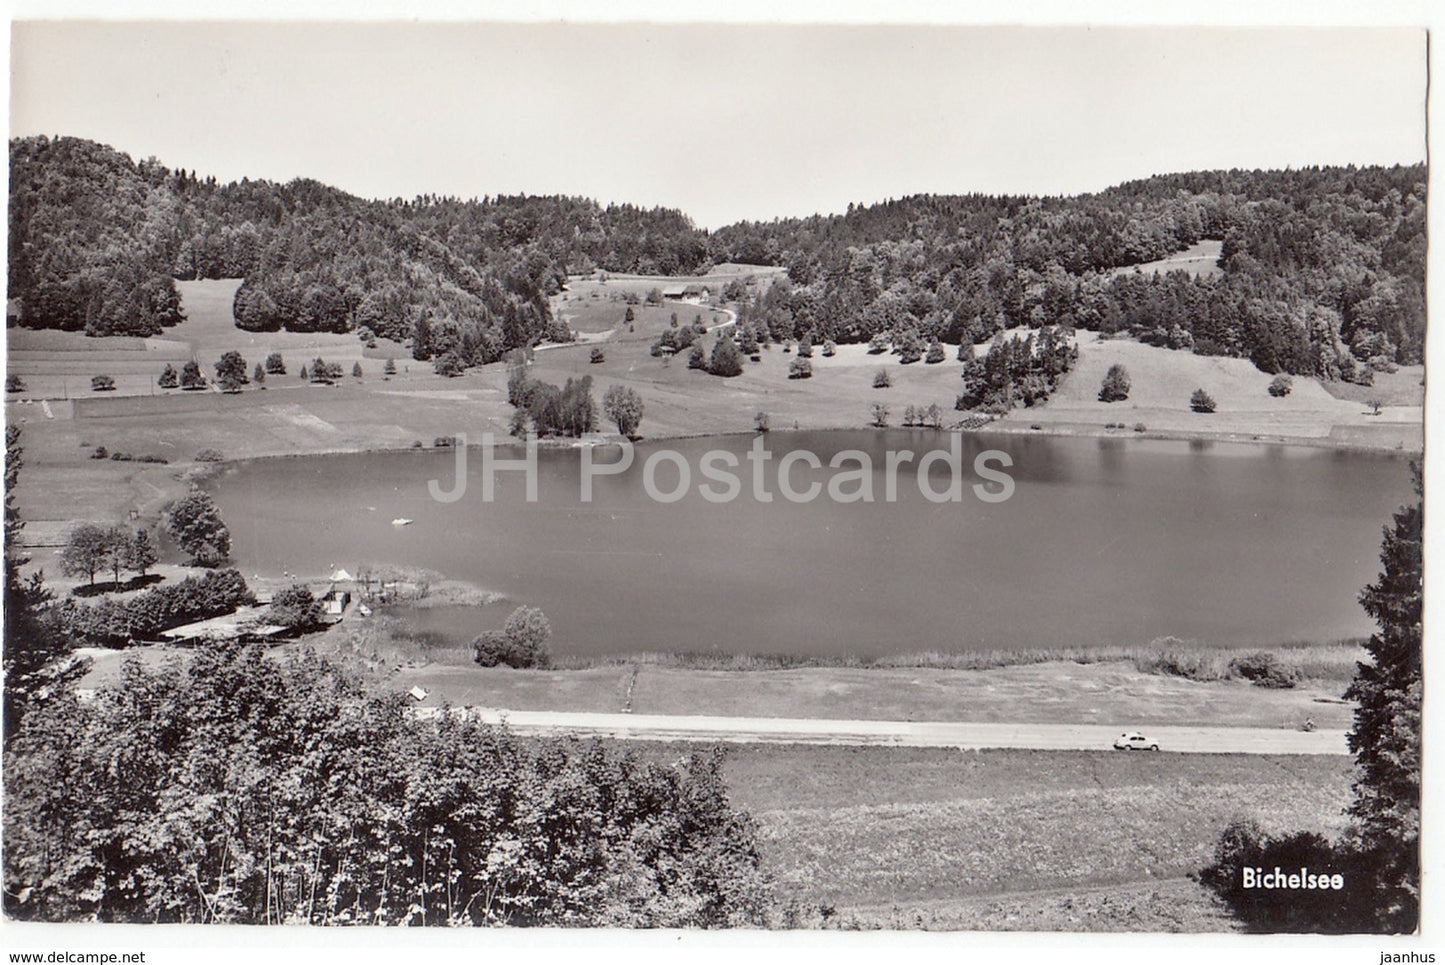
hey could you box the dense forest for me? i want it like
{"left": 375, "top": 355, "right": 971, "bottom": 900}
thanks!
{"left": 9, "top": 137, "right": 1425, "bottom": 379}
{"left": 8, "top": 136, "right": 712, "bottom": 364}
{"left": 722, "top": 167, "right": 1426, "bottom": 378}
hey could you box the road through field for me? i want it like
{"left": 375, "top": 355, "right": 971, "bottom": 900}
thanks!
{"left": 415, "top": 707, "right": 1348, "bottom": 755}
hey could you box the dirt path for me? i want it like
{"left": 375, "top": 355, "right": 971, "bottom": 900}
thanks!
{"left": 415, "top": 707, "right": 1347, "bottom": 755}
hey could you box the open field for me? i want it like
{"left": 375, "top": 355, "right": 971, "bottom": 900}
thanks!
{"left": 995, "top": 331, "right": 1423, "bottom": 450}
{"left": 709, "top": 743, "right": 1349, "bottom": 929}
{"left": 1107, "top": 239, "right": 1224, "bottom": 279}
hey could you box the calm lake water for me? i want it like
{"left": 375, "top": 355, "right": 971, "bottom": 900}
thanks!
{"left": 207, "top": 431, "right": 1415, "bottom": 657}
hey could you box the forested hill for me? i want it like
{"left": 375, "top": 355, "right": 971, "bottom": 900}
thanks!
{"left": 8, "top": 136, "right": 1426, "bottom": 377}
{"left": 7, "top": 136, "right": 711, "bottom": 360}
{"left": 716, "top": 166, "right": 1426, "bottom": 374}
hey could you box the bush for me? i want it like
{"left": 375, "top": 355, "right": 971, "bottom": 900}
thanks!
{"left": 1199, "top": 820, "right": 1373, "bottom": 933}
{"left": 925, "top": 341, "right": 946, "bottom": 364}
{"left": 472, "top": 606, "right": 552, "bottom": 668}
{"left": 1190, "top": 388, "right": 1217, "bottom": 413}
{"left": 56, "top": 568, "right": 254, "bottom": 645}
{"left": 1098, "top": 364, "right": 1130, "bottom": 402}
{"left": 90, "top": 375, "right": 116, "bottom": 392}
{"left": 157, "top": 364, "right": 178, "bottom": 389}
{"left": 796, "top": 336, "right": 813, "bottom": 358}
{"left": 754, "top": 411, "right": 770, "bottom": 433}
{"left": 1268, "top": 374, "right": 1293, "bottom": 397}
{"left": 821, "top": 340, "right": 837, "bottom": 357}
{"left": 867, "top": 333, "right": 889, "bottom": 354}
{"left": 870, "top": 403, "right": 889, "bottom": 427}
{"left": 264, "top": 352, "right": 286, "bottom": 375}
{"left": 1228, "top": 651, "right": 1301, "bottom": 689}
{"left": 264, "top": 585, "right": 324, "bottom": 631}
{"left": 433, "top": 352, "right": 465, "bottom": 377}
{"left": 787, "top": 357, "right": 813, "bottom": 379}
{"left": 589, "top": 347, "right": 606, "bottom": 364}
{"left": 6, "top": 374, "right": 27, "bottom": 392}
{"left": 873, "top": 369, "right": 892, "bottom": 389}
{"left": 194, "top": 448, "right": 224, "bottom": 463}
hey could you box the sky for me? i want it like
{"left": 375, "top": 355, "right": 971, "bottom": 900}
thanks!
{"left": 8, "top": 20, "right": 1429, "bottom": 229}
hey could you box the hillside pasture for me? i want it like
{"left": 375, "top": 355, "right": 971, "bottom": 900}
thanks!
{"left": 1001, "top": 332, "right": 1422, "bottom": 448}
{"left": 1108, "top": 239, "right": 1223, "bottom": 279}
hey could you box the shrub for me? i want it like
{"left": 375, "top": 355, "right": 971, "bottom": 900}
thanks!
{"left": 754, "top": 411, "right": 770, "bottom": 433}
{"left": 1190, "top": 388, "right": 1217, "bottom": 413}
{"left": 1133, "top": 422, "right": 1148, "bottom": 433}
{"left": 473, "top": 606, "right": 552, "bottom": 668}
{"left": 788, "top": 357, "right": 813, "bottom": 379}
{"left": 687, "top": 344, "right": 707, "bottom": 370}
{"left": 90, "top": 375, "right": 116, "bottom": 392}
{"left": 873, "top": 369, "right": 892, "bottom": 389}
{"left": 870, "top": 403, "right": 889, "bottom": 427}
{"left": 1228, "top": 651, "right": 1301, "bottom": 689}
{"left": 867, "top": 333, "right": 889, "bottom": 355}
{"left": 589, "top": 347, "right": 606, "bottom": 364}
{"left": 433, "top": 352, "right": 465, "bottom": 378}
{"left": 1199, "top": 820, "right": 1372, "bottom": 933}
{"left": 194, "top": 449, "right": 224, "bottom": 463}
{"left": 5, "top": 374, "right": 25, "bottom": 393}
{"left": 157, "top": 364, "right": 179, "bottom": 389}
{"left": 821, "top": 340, "right": 837, "bottom": 357}
{"left": 383, "top": 357, "right": 397, "bottom": 376}
{"left": 796, "top": 336, "right": 813, "bottom": 358}
{"left": 264, "top": 585, "right": 324, "bottom": 631}
{"left": 1268, "top": 374, "right": 1293, "bottom": 397}
{"left": 352, "top": 362, "right": 363, "bottom": 378}
{"left": 264, "top": 352, "right": 286, "bottom": 375}
{"left": 925, "top": 341, "right": 946, "bottom": 364}
{"left": 1098, "top": 364, "right": 1131, "bottom": 402}
{"left": 90, "top": 446, "right": 108, "bottom": 460}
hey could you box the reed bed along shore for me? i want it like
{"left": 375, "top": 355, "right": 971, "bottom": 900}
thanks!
{"left": 548, "top": 638, "right": 1366, "bottom": 685}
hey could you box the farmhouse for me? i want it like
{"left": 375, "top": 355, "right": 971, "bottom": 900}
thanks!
{"left": 663, "top": 284, "right": 711, "bottom": 305}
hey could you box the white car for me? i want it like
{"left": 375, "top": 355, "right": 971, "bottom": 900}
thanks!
{"left": 1113, "top": 732, "right": 1160, "bottom": 752}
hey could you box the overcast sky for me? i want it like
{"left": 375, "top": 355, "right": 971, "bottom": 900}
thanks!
{"left": 9, "top": 22, "right": 1428, "bottom": 228}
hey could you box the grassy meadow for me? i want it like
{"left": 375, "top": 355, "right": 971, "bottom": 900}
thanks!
{"left": 707, "top": 743, "right": 1351, "bottom": 930}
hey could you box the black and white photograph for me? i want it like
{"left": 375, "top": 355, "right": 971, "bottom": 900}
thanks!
{"left": 0, "top": 4, "right": 1432, "bottom": 961}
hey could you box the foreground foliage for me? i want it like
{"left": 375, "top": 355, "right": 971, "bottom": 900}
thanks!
{"left": 3, "top": 645, "right": 773, "bottom": 926}
{"left": 1200, "top": 464, "right": 1421, "bottom": 933}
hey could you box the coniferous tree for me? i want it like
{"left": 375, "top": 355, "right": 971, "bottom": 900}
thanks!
{"left": 1344, "top": 465, "right": 1423, "bottom": 932}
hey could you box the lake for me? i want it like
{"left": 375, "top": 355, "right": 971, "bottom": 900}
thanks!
{"left": 206, "top": 430, "right": 1415, "bottom": 657}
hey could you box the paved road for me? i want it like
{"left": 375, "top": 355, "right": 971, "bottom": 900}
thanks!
{"left": 414, "top": 707, "right": 1348, "bottom": 755}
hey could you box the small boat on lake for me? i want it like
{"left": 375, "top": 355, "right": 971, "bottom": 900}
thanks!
{"left": 391, "top": 517, "right": 413, "bottom": 526}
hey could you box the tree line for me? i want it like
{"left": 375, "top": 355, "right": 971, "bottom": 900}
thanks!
{"left": 8, "top": 136, "right": 714, "bottom": 360}
{"left": 719, "top": 166, "right": 1424, "bottom": 379}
